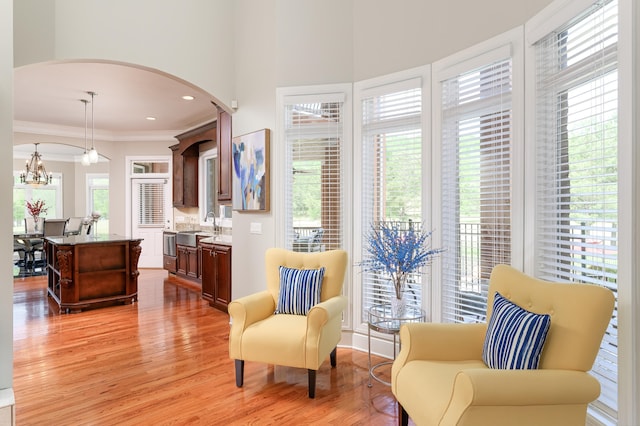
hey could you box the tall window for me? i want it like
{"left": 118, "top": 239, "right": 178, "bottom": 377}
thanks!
{"left": 533, "top": 0, "right": 618, "bottom": 421}
{"left": 199, "top": 150, "right": 218, "bottom": 221}
{"left": 13, "top": 172, "right": 62, "bottom": 232}
{"left": 87, "top": 174, "right": 109, "bottom": 234}
{"left": 360, "top": 79, "right": 423, "bottom": 321}
{"left": 283, "top": 95, "right": 346, "bottom": 254}
{"left": 439, "top": 55, "right": 514, "bottom": 323}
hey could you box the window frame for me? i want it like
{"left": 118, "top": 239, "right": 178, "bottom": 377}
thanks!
{"left": 353, "top": 65, "right": 431, "bottom": 335}
{"left": 275, "top": 83, "right": 353, "bottom": 329}
{"left": 431, "top": 27, "right": 525, "bottom": 323}
{"left": 524, "top": 0, "right": 636, "bottom": 423}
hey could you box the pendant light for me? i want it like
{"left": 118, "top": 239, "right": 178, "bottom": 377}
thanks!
{"left": 19, "top": 143, "right": 52, "bottom": 186}
{"left": 87, "top": 91, "right": 99, "bottom": 164}
{"left": 81, "top": 99, "right": 91, "bottom": 166}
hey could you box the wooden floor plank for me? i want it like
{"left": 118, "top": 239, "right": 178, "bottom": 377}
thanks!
{"left": 13, "top": 270, "right": 410, "bottom": 425}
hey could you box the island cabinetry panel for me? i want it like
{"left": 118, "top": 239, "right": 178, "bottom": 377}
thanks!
{"left": 200, "top": 242, "right": 231, "bottom": 312}
{"left": 46, "top": 235, "right": 142, "bottom": 313}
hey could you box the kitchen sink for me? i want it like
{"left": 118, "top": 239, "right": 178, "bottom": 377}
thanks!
{"left": 175, "top": 230, "right": 212, "bottom": 247}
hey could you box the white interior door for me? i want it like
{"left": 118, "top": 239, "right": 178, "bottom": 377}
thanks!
{"left": 131, "top": 178, "right": 171, "bottom": 268}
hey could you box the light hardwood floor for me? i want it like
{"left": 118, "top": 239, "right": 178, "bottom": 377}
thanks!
{"left": 13, "top": 269, "right": 407, "bottom": 425}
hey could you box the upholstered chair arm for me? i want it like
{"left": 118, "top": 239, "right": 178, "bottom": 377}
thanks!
{"left": 228, "top": 291, "right": 275, "bottom": 359}
{"left": 307, "top": 295, "right": 348, "bottom": 329}
{"left": 396, "top": 322, "right": 486, "bottom": 363}
{"left": 304, "top": 295, "right": 347, "bottom": 369}
{"left": 391, "top": 322, "right": 486, "bottom": 392}
{"left": 442, "top": 369, "right": 600, "bottom": 423}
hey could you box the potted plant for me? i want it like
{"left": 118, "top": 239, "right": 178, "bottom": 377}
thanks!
{"left": 361, "top": 221, "right": 443, "bottom": 316}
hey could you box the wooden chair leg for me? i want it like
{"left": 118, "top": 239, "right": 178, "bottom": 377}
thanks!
{"left": 330, "top": 347, "right": 337, "bottom": 367}
{"left": 235, "top": 359, "right": 244, "bottom": 387}
{"left": 308, "top": 369, "right": 316, "bottom": 398}
{"left": 398, "top": 401, "right": 409, "bottom": 426}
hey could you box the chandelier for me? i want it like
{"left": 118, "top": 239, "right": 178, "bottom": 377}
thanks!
{"left": 20, "top": 143, "right": 52, "bottom": 186}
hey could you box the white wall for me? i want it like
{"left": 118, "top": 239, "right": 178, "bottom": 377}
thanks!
{"left": 1, "top": 0, "right": 12, "bottom": 395}
{"left": 14, "top": 0, "right": 236, "bottom": 110}
{"left": 352, "top": 0, "right": 553, "bottom": 81}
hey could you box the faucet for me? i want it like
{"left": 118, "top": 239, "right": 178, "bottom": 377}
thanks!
{"left": 205, "top": 211, "right": 218, "bottom": 233}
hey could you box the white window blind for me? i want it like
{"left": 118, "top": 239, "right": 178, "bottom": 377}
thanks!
{"left": 440, "top": 57, "right": 513, "bottom": 324}
{"left": 137, "top": 181, "right": 165, "bottom": 227}
{"left": 534, "top": 0, "right": 618, "bottom": 421}
{"left": 360, "top": 82, "right": 423, "bottom": 321}
{"left": 283, "top": 99, "right": 345, "bottom": 254}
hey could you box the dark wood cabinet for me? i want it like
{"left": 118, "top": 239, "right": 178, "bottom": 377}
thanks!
{"left": 217, "top": 108, "right": 232, "bottom": 202}
{"left": 176, "top": 244, "right": 200, "bottom": 279}
{"left": 163, "top": 254, "right": 177, "bottom": 273}
{"left": 172, "top": 120, "right": 218, "bottom": 208}
{"left": 170, "top": 143, "right": 199, "bottom": 208}
{"left": 200, "top": 242, "right": 232, "bottom": 312}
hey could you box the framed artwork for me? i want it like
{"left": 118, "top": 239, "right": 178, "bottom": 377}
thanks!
{"left": 232, "top": 128, "right": 270, "bottom": 211}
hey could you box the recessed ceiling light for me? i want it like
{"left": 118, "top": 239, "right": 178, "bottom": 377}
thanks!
{"left": 146, "top": 116, "right": 157, "bottom": 121}
{"left": 182, "top": 95, "right": 195, "bottom": 101}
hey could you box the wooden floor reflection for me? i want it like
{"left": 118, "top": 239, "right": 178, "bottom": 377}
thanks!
{"left": 13, "top": 269, "right": 409, "bottom": 425}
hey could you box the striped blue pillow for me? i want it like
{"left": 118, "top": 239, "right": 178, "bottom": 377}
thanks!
{"left": 275, "top": 266, "right": 325, "bottom": 315}
{"left": 482, "top": 292, "right": 551, "bottom": 369}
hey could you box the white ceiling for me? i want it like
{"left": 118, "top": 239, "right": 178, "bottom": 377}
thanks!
{"left": 14, "top": 61, "right": 218, "bottom": 145}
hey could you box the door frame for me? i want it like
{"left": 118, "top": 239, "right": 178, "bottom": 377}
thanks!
{"left": 125, "top": 155, "right": 172, "bottom": 238}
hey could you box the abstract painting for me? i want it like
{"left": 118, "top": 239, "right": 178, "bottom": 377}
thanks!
{"left": 232, "top": 128, "right": 270, "bottom": 211}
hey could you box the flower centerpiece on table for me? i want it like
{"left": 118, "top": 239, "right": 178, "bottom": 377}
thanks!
{"left": 26, "top": 199, "right": 48, "bottom": 232}
{"left": 360, "top": 221, "right": 443, "bottom": 315}
{"left": 26, "top": 199, "right": 48, "bottom": 219}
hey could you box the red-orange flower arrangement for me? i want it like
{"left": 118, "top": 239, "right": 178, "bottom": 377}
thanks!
{"left": 26, "top": 199, "right": 48, "bottom": 218}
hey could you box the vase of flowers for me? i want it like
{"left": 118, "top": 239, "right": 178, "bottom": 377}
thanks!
{"left": 26, "top": 199, "right": 48, "bottom": 232}
{"left": 361, "top": 221, "right": 443, "bottom": 317}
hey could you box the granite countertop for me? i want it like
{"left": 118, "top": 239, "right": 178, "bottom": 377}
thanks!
{"left": 198, "top": 235, "right": 232, "bottom": 246}
{"left": 45, "top": 234, "right": 142, "bottom": 245}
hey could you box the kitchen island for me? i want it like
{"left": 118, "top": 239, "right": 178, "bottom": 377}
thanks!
{"left": 45, "top": 234, "right": 142, "bottom": 313}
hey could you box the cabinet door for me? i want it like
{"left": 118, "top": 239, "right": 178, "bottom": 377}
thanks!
{"left": 213, "top": 245, "right": 232, "bottom": 311}
{"left": 200, "top": 244, "right": 214, "bottom": 301}
{"left": 217, "top": 109, "right": 232, "bottom": 201}
{"left": 186, "top": 246, "right": 199, "bottom": 278}
{"left": 176, "top": 246, "right": 188, "bottom": 275}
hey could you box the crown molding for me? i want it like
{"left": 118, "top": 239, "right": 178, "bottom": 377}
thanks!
{"left": 13, "top": 120, "right": 180, "bottom": 143}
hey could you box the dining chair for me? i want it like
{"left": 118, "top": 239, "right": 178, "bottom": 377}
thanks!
{"left": 32, "top": 219, "right": 69, "bottom": 266}
{"left": 43, "top": 219, "right": 69, "bottom": 237}
{"left": 22, "top": 217, "right": 44, "bottom": 268}
{"left": 65, "top": 217, "right": 84, "bottom": 235}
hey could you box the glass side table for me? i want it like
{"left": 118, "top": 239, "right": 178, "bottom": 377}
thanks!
{"left": 367, "top": 303, "right": 425, "bottom": 387}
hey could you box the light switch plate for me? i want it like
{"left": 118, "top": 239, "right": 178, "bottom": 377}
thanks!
{"left": 250, "top": 222, "right": 262, "bottom": 234}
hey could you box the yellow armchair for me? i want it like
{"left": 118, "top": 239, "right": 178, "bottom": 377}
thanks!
{"left": 391, "top": 264, "right": 614, "bottom": 426}
{"left": 228, "top": 248, "right": 348, "bottom": 398}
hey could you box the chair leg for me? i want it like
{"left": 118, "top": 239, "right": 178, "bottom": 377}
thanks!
{"left": 308, "top": 369, "right": 316, "bottom": 398}
{"left": 235, "top": 359, "right": 244, "bottom": 387}
{"left": 330, "top": 347, "right": 337, "bottom": 367}
{"left": 398, "top": 401, "right": 409, "bottom": 426}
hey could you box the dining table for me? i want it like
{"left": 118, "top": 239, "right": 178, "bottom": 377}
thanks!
{"left": 13, "top": 232, "right": 44, "bottom": 269}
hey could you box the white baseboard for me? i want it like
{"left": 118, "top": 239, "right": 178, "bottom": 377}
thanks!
{"left": 0, "top": 388, "right": 15, "bottom": 426}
